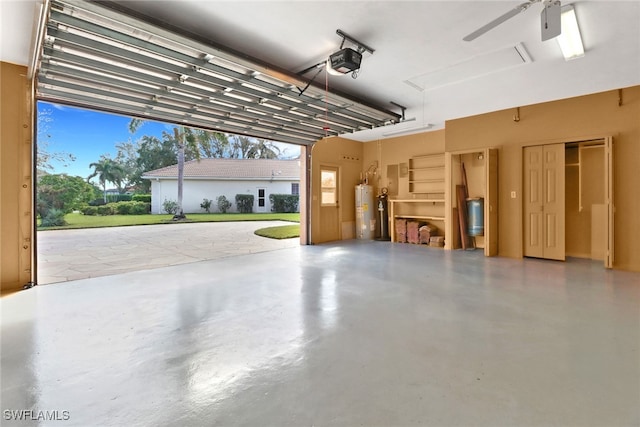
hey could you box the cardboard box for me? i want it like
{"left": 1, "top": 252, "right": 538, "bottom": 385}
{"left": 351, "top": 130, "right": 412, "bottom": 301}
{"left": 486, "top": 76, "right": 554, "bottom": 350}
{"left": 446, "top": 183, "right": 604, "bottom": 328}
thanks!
{"left": 395, "top": 218, "right": 407, "bottom": 243}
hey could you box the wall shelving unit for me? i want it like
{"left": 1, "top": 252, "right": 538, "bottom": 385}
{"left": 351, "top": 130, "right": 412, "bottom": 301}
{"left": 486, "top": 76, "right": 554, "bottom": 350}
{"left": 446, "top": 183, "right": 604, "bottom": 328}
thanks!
{"left": 390, "top": 153, "right": 446, "bottom": 244}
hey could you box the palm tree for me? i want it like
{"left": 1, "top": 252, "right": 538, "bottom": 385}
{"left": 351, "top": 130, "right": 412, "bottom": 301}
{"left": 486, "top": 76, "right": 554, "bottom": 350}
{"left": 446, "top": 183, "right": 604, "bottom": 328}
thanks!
{"left": 173, "top": 127, "right": 186, "bottom": 218}
{"left": 88, "top": 157, "right": 125, "bottom": 202}
{"left": 249, "top": 139, "right": 280, "bottom": 159}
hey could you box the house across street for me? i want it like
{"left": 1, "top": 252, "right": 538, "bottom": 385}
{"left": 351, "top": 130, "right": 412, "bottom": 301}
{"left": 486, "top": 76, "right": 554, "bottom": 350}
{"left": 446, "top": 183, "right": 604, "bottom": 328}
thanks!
{"left": 142, "top": 158, "right": 301, "bottom": 214}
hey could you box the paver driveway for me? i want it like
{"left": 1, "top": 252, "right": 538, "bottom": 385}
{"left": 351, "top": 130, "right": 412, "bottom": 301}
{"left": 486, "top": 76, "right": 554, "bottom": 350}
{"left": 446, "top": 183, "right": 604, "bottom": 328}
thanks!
{"left": 37, "top": 221, "right": 299, "bottom": 284}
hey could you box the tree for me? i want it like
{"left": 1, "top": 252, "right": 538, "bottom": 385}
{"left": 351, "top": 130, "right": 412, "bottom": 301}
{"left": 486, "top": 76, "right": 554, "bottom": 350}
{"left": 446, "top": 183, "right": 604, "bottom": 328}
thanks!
{"left": 174, "top": 127, "right": 186, "bottom": 219}
{"left": 36, "top": 106, "right": 76, "bottom": 173}
{"left": 129, "top": 122, "right": 187, "bottom": 219}
{"left": 248, "top": 139, "right": 281, "bottom": 159}
{"left": 228, "top": 135, "right": 280, "bottom": 159}
{"left": 229, "top": 135, "right": 255, "bottom": 159}
{"left": 37, "top": 174, "right": 99, "bottom": 217}
{"left": 88, "top": 156, "right": 126, "bottom": 202}
{"left": 134, "top": 135, "right": 178, "bottom": 193}
{"left": 190, "top": 128, "right": 232, "bottom": 158}
{"left": 128, "top": 121, "right": 229, "bottom": 218}
{"left": 113, "top": 140, "right": 141, "bottom": 191}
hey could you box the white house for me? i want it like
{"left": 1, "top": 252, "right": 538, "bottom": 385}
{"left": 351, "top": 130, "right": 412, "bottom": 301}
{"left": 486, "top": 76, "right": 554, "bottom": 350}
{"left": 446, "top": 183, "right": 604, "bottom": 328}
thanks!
{"left": 142, "top": 158, "right": 300, "bottom": 214}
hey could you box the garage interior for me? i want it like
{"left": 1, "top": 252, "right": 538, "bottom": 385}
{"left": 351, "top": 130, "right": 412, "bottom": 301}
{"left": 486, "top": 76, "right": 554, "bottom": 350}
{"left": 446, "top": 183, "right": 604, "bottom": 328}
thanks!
{"left": 1, "top": 1, "right": 639, "bottom": 425}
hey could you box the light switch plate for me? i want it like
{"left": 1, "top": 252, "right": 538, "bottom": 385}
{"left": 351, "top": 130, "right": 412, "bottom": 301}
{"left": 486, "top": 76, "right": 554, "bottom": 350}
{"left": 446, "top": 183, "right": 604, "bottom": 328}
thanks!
{"left": 511, "top": 191, "right": 517, "bottom": 199}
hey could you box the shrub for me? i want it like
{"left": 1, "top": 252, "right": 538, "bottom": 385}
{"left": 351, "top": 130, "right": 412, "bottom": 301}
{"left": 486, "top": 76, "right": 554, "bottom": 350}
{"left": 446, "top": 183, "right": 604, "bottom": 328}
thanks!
{"left": 130, "top": 202, "right": 151, "bottom": 215}
{"left": 88, "top": 199, "right": 107, "bottom": 206}
{"left": 81, "top": 205, "right": 98, "bottom": 216}
{"left": 97, "top": 204, "right": 115, "bottom": 216}
{"left": 269, "top": 194, "right": 299, "bottom": 213}
{"left": 106, "top": 194, "right": 132, "bottom": 203}
{"left": 162, "top": 199, "right": 179, "bottom": 215}
{"left": 81, "top": 201, "right": 149, "bottom": 216}
{"left": 132, "top": 194, "right": 151, "bottom": 203}
{"left": 40, "top": 208, "right": 67, "bottom": 227}
{"left": 200, "top": 198, "right": 213, "bottom": 213}
{"left": 36, "top": 184, "right": 64, "bottom": 218}
{"left": 115, "top": 202, "right": 132, "bottom": 215}
{"left": 216, "top": 195, "right": 232, "bottom": 213}
{"left": 235, "top": 194, "right": 254, "bottom": 213}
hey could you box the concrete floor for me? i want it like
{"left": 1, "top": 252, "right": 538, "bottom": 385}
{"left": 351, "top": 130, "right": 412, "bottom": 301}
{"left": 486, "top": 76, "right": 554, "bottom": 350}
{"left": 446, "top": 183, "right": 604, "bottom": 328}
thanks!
{"left": 2, "top": 241, "right": 639, "bottom": 426}
{"left": 37, "top": 221, "right": 298, "bottom": 284}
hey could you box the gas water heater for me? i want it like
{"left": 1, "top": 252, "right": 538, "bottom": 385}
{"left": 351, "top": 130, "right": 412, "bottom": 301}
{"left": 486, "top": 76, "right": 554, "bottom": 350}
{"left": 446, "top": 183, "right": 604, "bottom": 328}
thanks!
{"left": 355, "top": 184, "right": 375, "bottom": 239}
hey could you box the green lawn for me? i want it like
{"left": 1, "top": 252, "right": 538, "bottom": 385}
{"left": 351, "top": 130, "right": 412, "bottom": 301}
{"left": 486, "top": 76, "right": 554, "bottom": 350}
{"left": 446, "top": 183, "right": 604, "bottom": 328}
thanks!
{"left": 38, "top": 212, "right": 300, "bottom": 231}
{"left": 254, "top": 224, "right": 300, "bottom": 239}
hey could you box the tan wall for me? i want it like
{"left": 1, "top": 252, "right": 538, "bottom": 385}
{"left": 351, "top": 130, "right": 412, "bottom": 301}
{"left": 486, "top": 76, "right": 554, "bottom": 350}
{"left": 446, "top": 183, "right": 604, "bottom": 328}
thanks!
{"left": 445, "top": 86, "right": 640, "bottom": 271}
{"left": 1, "top": 62, "right": 34, "bottom": 293}
{"left": 362, "top": 130, "right": 446, "bottom": 198}
{"left": 299, "top": 145, "right": 309, "bottom": 245}
{"left": 310, "top": 136, "right": 364, "bottom": 243}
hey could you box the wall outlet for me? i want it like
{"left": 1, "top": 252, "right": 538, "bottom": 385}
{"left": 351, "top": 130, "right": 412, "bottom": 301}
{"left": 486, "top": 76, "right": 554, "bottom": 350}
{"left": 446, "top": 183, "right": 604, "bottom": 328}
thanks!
{"left": 511, "top": 191, "right": 517, "bottom": 199}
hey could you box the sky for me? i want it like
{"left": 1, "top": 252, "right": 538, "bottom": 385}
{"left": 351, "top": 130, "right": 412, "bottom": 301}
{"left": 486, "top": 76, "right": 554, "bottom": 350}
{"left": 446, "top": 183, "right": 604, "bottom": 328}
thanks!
{"left": 37, "top": 101, "right": 301, "bottom": 180}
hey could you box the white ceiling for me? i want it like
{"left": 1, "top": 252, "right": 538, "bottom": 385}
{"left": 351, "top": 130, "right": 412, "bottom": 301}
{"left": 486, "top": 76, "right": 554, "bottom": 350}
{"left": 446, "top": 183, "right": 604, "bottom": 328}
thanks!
{"left": 2, "top": 0, "right": 639, "bottom": 142}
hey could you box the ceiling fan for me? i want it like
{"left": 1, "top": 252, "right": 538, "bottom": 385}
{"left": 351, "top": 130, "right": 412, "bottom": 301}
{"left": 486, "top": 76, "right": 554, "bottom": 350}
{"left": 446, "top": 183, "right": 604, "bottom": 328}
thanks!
{"left": 464, "top": 0, "right": 562, "bottom": 42}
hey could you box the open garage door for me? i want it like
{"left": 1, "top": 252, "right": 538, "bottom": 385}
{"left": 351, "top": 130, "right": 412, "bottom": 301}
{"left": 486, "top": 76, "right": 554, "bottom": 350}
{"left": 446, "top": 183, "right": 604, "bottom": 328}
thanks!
{"left": 30, "top": 0, "right": 399, "bottom": 286}
{"left": 34, "top": 0, "right": 399, "bottom": 145}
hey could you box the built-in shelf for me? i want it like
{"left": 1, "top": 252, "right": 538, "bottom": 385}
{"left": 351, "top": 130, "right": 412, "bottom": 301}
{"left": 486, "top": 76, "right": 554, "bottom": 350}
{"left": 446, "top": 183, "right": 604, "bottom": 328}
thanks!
{"left": 389, "top": 197, "right": 446, "bottom": 243}
{"left": 394, "top": 214, "right": 445, "bottom": 221}
{"left": 391, "top": 199, "right": 444, "bottom": 203}
{"left": 409, "top": 153, "right": 446, "bottom": 194}
{"left": 409, "top": 166, "right": 445, "bottom": 171}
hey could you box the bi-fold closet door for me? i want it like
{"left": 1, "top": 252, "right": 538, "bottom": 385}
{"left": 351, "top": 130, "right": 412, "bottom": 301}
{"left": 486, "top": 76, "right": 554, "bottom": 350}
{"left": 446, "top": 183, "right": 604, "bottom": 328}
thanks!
{"left": 523, "top": 138, "right": 614, "bottom": 268}
{"left": 523, "top": 144, "right": 565, "bottom": 261}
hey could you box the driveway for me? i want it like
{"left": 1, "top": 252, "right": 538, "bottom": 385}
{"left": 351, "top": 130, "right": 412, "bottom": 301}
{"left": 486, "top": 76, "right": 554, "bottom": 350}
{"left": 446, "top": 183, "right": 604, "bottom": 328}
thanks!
{"left": 37, "top": 221, "right": 299, "bottom": 284}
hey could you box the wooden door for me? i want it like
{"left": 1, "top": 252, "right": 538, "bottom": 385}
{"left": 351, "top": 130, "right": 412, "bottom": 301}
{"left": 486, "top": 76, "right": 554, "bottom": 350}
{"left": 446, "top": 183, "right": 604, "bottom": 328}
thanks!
{"left": 318, "top": 166, "right": 341, "bottom": 242}
{"left": 486, "top": 148, "right": 499, "bottom": 256}
{"left": 524, "top": 146, "right": 544, "bottom": 258}
{"left": 542, "top": 144, "right": 565, "bottom": 260}
{"left": 524, "top": 144, "right": 565, "bottom": 260}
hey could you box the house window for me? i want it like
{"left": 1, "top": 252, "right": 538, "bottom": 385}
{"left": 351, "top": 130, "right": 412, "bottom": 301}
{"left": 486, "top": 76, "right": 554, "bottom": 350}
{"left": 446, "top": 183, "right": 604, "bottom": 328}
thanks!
{"left": 321, "top": 169, "right": 337, "bottom": 206}
{"left": 291, "top": 183, "right": 299, "bottom": 195}
{"left": 258, "top": 188, "right": 265, "bottom": 207}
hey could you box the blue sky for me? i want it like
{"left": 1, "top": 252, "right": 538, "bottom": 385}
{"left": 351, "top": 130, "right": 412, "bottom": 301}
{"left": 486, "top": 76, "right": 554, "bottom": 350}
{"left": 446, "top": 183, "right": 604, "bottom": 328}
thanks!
{"left": 38, "top": 101, "right": 301, "bottom": 179}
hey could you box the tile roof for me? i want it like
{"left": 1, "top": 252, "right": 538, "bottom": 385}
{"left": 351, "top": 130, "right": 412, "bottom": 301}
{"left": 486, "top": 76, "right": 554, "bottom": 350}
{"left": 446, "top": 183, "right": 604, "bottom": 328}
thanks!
{"left": 142, "top": 158, "right": 300, "bottom": 180}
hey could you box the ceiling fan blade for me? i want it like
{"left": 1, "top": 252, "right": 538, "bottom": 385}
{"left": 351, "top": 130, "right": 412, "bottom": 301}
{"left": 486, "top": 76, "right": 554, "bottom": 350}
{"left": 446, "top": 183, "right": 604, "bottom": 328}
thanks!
{"left": 463, "top": 1, "right": 537, "bottom": 41}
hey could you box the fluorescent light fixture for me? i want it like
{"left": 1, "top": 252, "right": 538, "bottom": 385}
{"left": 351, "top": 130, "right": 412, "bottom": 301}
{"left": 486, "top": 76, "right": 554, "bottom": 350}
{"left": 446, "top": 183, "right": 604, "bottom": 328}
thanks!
{"left": 557, "top": 5, "right": 584, "bottom": 60}
{"left": 382, "top": 123, "right": 433, "bottom": 137}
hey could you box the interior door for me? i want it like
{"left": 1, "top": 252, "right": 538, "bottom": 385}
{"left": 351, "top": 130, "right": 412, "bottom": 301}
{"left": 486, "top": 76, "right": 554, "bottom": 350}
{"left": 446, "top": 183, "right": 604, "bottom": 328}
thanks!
{"left": 524, "top": 144, "right": 565, "bottom": 260}
{"left": 524, "top": 146, "right": 544, "bottom": 258}
{"left": 542, "top": 144, "right": 565, "bottom": 260}
{"left": 318, "top": 166, "right": 340, "bottom": 242}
